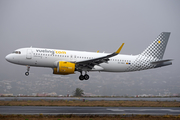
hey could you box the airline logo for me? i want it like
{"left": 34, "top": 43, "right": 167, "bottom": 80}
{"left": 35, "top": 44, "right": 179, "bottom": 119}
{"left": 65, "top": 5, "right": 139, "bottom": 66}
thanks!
{"left": 36, "top": 49, "right": 66, "bottom": 54}
{"left": 36, "top": 49, "right": 55, "bottom": 54}
{"left": 55, "top": 50, "right": 66, "bottom": 54}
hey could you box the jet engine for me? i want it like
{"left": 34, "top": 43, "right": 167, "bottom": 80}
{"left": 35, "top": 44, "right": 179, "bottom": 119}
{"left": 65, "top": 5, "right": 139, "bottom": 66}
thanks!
{"left": 53, "top": 61, "right": 75, "bottom": 75}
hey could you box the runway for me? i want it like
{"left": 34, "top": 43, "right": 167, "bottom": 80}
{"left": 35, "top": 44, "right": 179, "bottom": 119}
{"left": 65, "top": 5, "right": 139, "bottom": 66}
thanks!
{"left": 1, "top": 97, "right": 180, "bottom": 101}
{"left": 0, "top": 106, "right": 180, "bottom": 115}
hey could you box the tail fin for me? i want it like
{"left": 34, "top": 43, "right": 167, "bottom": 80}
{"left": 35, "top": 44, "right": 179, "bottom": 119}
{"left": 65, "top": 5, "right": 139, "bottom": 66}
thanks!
{"left": 140, "top": 32, "right": 170, "bottom": 60}
{"left": 126, "top": 32, "right": 171, "bottom": 72}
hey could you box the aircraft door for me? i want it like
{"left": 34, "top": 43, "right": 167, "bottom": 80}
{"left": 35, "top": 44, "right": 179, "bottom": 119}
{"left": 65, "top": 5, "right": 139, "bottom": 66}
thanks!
{"left": 26, "top": 49, "right": 32, "bottom": 59}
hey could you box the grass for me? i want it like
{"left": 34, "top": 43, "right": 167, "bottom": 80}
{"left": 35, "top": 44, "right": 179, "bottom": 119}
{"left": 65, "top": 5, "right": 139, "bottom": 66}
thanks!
{"left": 0, "top": 114, "right": 180, "bottom": 120}
{"left": 0, "top": 100, "right": 180, "bottom": 107}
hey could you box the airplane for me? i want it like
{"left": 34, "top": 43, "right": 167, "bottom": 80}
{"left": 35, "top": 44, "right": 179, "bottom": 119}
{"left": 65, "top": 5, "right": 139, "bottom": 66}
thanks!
{"left": 5, "top": 32, "right": 172, "bottom": 80}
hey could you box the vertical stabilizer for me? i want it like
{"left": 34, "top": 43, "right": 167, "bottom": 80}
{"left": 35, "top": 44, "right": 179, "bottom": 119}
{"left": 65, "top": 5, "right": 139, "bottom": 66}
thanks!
{"left": 140, "top": 32, "right": 170, "bottom": 59}
{"left": 126, "top": 32, "right": 171, "bottom": 72}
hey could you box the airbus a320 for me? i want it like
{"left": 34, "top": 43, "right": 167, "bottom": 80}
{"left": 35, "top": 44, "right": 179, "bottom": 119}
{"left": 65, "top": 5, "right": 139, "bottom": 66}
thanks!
{"left": 5, "top": 32, "right": 172, "bottom": 80}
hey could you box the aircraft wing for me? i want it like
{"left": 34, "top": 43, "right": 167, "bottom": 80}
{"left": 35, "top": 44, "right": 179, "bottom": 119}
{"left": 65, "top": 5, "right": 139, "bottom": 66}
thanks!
{"left": 75, "top": 43, "right": 124, "bottom": 71}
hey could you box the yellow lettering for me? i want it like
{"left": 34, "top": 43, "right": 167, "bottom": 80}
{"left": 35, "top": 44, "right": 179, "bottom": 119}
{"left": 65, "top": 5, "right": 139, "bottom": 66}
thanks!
{"left": 54, "top": 50, "right": 66, "bottom": 54}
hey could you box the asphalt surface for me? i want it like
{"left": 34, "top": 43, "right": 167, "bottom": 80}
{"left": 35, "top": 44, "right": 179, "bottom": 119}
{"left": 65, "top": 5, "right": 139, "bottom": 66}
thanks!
{"left": 0, "top": 97, "right": 180, "bottom": 101}
{"left": 0, "top": 106, "right": 180, "bottom": 115}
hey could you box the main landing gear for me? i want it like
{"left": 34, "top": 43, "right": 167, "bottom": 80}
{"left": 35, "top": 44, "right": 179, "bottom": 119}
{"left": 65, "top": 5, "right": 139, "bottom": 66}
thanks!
{"left": 25, "top": 66, "right": 30, "bottom": 76}
{"left": 79, "top": 71, "right": 89, "bottom": 80}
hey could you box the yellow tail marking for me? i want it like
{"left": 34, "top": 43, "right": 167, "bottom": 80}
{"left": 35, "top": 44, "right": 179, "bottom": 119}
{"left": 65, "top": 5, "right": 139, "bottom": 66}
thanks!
{"left": 97, "top": 50, "right": 99, "bottom": 53}
{"left": 115, "top": 43, "right": 125, "bottom": 54}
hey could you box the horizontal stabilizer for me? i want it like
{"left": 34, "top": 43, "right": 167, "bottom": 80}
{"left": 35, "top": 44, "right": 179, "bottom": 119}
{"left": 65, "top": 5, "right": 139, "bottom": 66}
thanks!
{"left": 150, "top": 59, "right": 173, "bottom": 65}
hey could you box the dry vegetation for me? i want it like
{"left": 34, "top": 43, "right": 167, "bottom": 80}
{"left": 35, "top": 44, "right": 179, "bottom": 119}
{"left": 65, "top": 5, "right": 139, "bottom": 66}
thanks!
{"left": 0, "top": 114, "right": 180, "bottom": 120}
{"left": 0, "top": 100, "right": 180, "bottom": 107}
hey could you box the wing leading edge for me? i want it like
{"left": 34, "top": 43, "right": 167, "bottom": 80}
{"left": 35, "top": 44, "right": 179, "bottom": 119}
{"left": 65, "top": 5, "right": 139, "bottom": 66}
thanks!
{"left": 75, "top": 43, "right": 125, "bottom": 71}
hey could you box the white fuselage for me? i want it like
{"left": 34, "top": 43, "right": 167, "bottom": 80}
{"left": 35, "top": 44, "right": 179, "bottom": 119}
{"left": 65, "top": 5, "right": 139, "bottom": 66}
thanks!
{"left": 6, "top": 47, "right": 137, "bottom": 72}
{"left": 5, "top": 32, "right": 172, "bottom": 80}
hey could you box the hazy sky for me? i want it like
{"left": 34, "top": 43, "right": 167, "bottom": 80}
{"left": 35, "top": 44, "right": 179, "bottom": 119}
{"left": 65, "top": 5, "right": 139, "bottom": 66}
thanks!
{"left": 0, "top": 0, "right": 180, "bottom": 94}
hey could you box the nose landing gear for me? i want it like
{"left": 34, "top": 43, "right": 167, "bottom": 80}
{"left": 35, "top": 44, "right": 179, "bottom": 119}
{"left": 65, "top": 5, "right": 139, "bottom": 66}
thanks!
{"left": 25, "top": 66, "right": 30, "bottom": 76}
{"left": 25, "top": 72, "right": 29, "bottom": 76}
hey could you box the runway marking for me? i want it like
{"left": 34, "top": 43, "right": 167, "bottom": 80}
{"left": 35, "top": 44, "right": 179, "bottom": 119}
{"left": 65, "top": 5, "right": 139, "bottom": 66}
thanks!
{"left": 106, "top": 109, "right": 180, "bottom": 112}
{"left": 1, "top": 106, "right": 180, "bottom": 115}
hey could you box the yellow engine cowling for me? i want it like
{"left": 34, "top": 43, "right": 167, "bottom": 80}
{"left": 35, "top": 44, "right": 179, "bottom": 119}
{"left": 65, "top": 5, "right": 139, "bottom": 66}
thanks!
{"left": 53, "top": 61, "right": 75, "bottom": 75}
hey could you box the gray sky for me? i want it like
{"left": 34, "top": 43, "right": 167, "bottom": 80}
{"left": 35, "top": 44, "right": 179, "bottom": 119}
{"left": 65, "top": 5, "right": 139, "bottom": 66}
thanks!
{"left": 0, "top": 0, "right": 180, "bottom": 95}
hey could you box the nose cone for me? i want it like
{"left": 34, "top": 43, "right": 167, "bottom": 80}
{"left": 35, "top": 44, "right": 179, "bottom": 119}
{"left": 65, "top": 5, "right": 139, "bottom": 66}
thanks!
{"left": 5, "top": 54, "right": 12, "bottom": 62}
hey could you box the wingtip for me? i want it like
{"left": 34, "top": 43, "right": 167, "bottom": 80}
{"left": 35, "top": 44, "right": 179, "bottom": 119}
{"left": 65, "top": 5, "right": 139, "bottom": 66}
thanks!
{"left": 115, "top": 43, "right": 124, "bottom": 54}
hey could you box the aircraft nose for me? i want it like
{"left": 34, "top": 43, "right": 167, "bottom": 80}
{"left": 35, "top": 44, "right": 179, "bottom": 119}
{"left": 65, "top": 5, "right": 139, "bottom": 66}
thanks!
{"left": 5, "top": 54, "right": 12, "bottom": 62}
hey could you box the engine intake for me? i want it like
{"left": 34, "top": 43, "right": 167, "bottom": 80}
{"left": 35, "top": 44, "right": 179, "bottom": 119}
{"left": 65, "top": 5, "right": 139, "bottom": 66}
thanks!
{"left": 53, "top": 61, "right": 75, "bottom": 75}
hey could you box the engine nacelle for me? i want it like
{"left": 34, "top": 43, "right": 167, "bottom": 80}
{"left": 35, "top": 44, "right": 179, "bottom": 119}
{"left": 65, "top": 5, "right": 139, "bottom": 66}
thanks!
{"left": 53, "top": 61, "right": 75, "bottom": 75}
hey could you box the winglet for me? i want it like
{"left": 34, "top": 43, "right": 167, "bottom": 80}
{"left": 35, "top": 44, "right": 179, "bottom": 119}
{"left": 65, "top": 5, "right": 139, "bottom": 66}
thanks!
{"left": 115, "top": 43, "right": 124, "bottom": 54}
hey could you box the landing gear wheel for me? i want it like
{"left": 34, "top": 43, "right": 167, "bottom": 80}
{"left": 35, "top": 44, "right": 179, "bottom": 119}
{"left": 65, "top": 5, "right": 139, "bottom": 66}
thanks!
{"left": 25, "top": 72, "right": 29, "bottom": 76}
{"left": 25, "top": 66, "right": 30, "bottom": 76}
{"left": 84, "top": 74, "right": 89, "bottom": 80}
{"left": 79, "top": 75, "right": 84, "bottom": 81}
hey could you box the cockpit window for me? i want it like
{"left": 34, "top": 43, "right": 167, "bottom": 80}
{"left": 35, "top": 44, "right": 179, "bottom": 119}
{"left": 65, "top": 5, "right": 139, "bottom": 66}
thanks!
{"left": 12, "top": 51, "right": 21, "bottom": 54}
